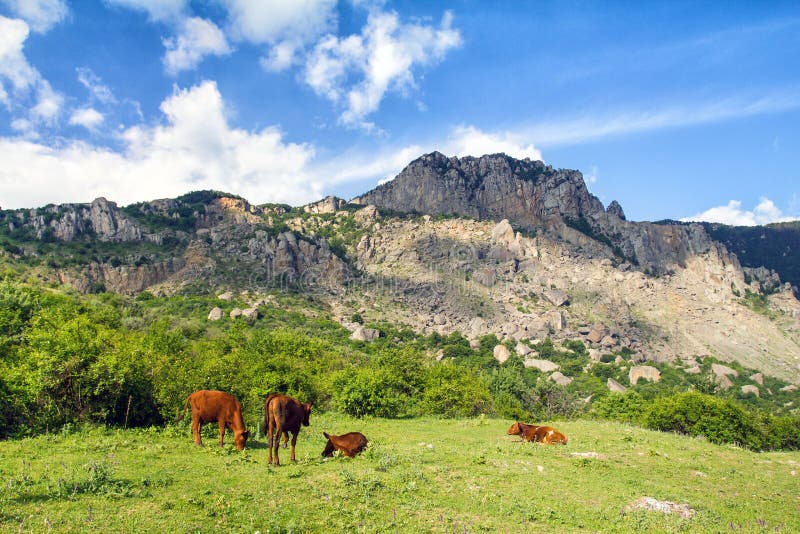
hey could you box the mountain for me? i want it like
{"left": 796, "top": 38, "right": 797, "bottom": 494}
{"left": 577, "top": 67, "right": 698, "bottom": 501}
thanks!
{"left": 353, "top": 152, "right": 726, "bottom": 277}
{"left": 1, "top": 154, "right": 799, "bottom": 382}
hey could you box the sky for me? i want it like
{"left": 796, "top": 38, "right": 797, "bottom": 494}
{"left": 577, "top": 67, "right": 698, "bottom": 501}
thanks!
{"left": 0, "top": 0, "right": 799, "bottom": 225}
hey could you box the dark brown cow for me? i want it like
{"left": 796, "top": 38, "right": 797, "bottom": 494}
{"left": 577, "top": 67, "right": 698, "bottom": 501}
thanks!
{"left": 176, "top": 390, "right": 249, "bottom": 450}
{"left": 321, "top": 432, "right": 368, "bottom": 458}
{"left": 507, "top": 421, "right": 568, "bottom": 445}
{"left": 263, "top": 394, "right": 312, "bottom": 466}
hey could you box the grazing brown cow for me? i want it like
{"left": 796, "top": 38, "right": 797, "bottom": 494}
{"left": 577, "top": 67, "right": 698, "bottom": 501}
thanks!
{"left": 507, "top": 421, "right": 568, "bottom": 445}
{"left": 321, "top": 432, "right": 369, "bottom": 458}
{"left": 176, "top": 390, "right": 250, "bottom": 450}
{"left": 263, "top": 394, "right": 312, "bottom": 466}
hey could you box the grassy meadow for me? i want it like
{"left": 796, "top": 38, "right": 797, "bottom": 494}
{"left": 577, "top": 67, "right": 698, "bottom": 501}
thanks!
{"left": 2, "top": 415, "right": 798, "bottom": 533}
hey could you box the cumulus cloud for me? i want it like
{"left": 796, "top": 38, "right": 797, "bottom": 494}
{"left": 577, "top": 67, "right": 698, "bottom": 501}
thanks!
{"left": 0, "top": 16, "right": 62, "bottom": 125}
{"left": 163, "top": 17, "right": 232, "bottom": 75}
{"left": 304, "top": 10, "right": 461, "bottom": 128}
{"left": 69, "top": 107, "right": 104, "bottom": 129}
{"left": 0, "top": 81, "right": 323, "bottom": 209}
{"left": 681, "top": 198, "right": 796, "bottom": 226}
{"left": 0, "top": 0, "right": 67, "bottom": 33}
{"left": 222, "top": 0, "right": 337, "bottom": 70}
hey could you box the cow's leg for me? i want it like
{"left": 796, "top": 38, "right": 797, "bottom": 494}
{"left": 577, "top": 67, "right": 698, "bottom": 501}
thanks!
{"left": 273, "top": 421, "right": 283, "bottom": 466}
{"left": 290, "top": 430, "right": 298, "bottom": 463}
{"left": 267, "top": 415, "right": 274, "bottom": 465}
{"left": 282, "top": 431, "right": 289, "bottom": 449}
{"left": 218, "top": 421, "right": 226, "bottom": 448}
{"left": 192, "top": 416, "right": 202, "bottom": 446}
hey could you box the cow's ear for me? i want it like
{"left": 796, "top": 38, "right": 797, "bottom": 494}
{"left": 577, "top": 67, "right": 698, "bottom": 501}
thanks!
{"left": 323, "top": 432, "right": 330, "bottom": 439}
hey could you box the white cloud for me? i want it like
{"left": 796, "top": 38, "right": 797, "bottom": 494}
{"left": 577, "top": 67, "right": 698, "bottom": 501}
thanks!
{"left": 30, "top": 80, "right": 62, "bottom": 121}
{"left": 304, "top": 9, "right": 461, "bottom": 128}
{"left": 163, "top": 17, "right": 232, "bottom": 75}
{"left": 260, "top": 39, "right": 299, "bottom": 72}
{"left": 104, "top": 0, "right": 186, "bottom": 22}
{"left": 681, "top": 198, "right": 797, "bottom": 226}
{"left": 0, "top": 0, "right": 67, "bottom": 33}
{"left": 69, "top": 107, "right": 104, "bottom": 129}
{"left": 76, "top": 67, "right": 117, "bottom": 104}
{"left": 0, "top": 81, "right": 323, "bottom": 209}
{"left": 444, "top": 125, "right": 542, "bottom": 161}
{"left": 0, "top": 16, "right": 63, "bottom": 125}
{"left": 0, "top": 16, "right": 38, "bottom": 93}
{"left": 524, "top": 91, "right": 800, "bottom": 147}
{"left": 222, "top": 0, "right": 336, "bottom": 45}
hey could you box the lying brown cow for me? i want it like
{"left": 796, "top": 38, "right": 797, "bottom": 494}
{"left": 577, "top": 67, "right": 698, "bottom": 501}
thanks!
{"left": 507, "top": 421, "right": 568, "bottom": 445}
{"left": 322, "top": 432, "right": 368, "bottom": 458}
{"left": 263, "top": 394, "right": 312, "bottom": 466}
{"left": 176, "top": 390, "right": 249, "bottom": 450}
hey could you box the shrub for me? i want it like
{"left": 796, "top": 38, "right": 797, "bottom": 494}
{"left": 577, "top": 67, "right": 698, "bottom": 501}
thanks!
{"left": 591, "top": 392, "right": 647, "bottom": 424}
{"left": 644, "top": 392, "right": 766, "bottom": 450}
{"left": 419, "top": 364, "right": 492, "bottom": 418}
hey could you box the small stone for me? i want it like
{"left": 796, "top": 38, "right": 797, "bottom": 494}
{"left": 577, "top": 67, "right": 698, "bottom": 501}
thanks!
{"left": 749, "top": 373, "right": 764, "bottom": 385}
{"left": 242, "top": 307, "right": 259, "bottom": 320}
{"left": 230, "top": 307, "right": 242, "bottom": 319}
{"left": 217, "top": 291, "right": 233, "bottom": 301}
{"left": 515, "top": 343, "right": 532, "bottom": 356}
{"left": 208, "top": 307, "right": 224, "bottom": 321}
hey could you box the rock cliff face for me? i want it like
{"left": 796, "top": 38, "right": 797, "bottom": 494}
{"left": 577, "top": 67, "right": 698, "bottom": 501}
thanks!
{"left": 353, "top": 152, "right": 721, "bottom": 275}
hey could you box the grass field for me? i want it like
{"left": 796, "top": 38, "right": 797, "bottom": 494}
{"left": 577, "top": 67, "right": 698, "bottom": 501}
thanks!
{"left": 1, "top": 416, "right": 798, "bottom": 533}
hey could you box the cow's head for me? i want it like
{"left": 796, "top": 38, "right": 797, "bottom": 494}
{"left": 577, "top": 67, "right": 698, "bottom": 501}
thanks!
{"left": 321, "top": 432, "right": 335, "bottom": 457}
{"left": 235, "top": 429, "right": 250, "bottom": 450}
{"left": 507, "top": 422, "right": 522, "bottom": 436}
{"left": 302, "top": 402, "right": 312, "bottom": 426}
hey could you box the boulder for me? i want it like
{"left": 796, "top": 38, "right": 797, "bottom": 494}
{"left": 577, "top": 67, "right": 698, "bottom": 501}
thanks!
{"left": 629, "top": 365, "right": 661, "bottom": 385}
{"left": 741, "top": 385, "right": 760, "bottom": 397}
{"left": 749, "top": 373, "right": 764, "bottom": 385}
{"left": 433, "top": 313, "right": 447, "bottom": 325}
{"left": 491, "top": 219, "right": 515, "bottom": 243}
{"left": 588, "top": 349, "right": 603, "bottom": 362}
{"left": 230, "top": 307, "right": 243, "bottom": 319}
{"left": 781, "top": 384, "right": 798, "bottom": 392}
{"left": 549, "top": 372, "right": 573, "bottom": 386}
{"left": 515, "top": 343, "right": 533, "bottom": 356}
{"left": 473, "top": 268, "right": 496, "bottom": 287}
{"left": 716, "top": 375, "right": 734, "bottom": 390}
{"left": 524, "top": 359, "right": 560, "bottom": 373}
{"left": 586, "top": 324, "right": 607, "bottom": 344}
{"left": 607, "top": 378, "right": 627, "bottom": 393}
{"left": 208, "top": 307, "right": 224, "bottom": 321}
{"left": 493, "top": 345, "right": 511, "bottom": 364}
{"left": 683, "top": 366, "right": 701, "bottom": 374}
{"left": 543, "top": 288, "right": 569, "bottom": 307}
{"left": 600, "top": 335, "right": 617, "bottom": 348}
{"left": 242, "top": 307, "right": 259, "bottom": 320}
{"left": 546, "top": 311, "right": 566, "bottom": 332}
{"left": 217, "top": 291, "right": 233, "bottom": 301}
{"left": 469, "top": 317, "right": 487, "bottom": 336}
{"left": 711, "top": 364, "right": 739, "bottom": 379}
{"left": 351, "top": 326, "right": 380, "bottom": 342}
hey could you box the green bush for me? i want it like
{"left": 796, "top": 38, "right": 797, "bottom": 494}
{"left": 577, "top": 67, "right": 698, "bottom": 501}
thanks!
{"left": 591, "top": 392, "right": 647, "bottom": 424}
{"left": 419, "top": 364, "right": 491, "bottom": 418}
{"left": 644, "top": 392, "right": 766, "bottom": 450}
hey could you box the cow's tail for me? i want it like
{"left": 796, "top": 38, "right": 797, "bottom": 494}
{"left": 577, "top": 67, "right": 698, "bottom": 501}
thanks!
{"left": 175, "top": 395, "right": 190, "bottom": 424}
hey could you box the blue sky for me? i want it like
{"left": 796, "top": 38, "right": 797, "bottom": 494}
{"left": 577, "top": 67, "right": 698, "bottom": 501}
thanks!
{"left": 0, "top": 0, "right": 798, "bottom": 224}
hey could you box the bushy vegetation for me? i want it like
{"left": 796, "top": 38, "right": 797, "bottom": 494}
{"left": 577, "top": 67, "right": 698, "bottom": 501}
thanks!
{"left": 1, "top": 274, "right": 798, "bottom": 452}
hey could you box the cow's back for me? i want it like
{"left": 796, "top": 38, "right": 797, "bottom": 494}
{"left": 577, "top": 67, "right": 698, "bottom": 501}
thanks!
{"left": 191, "top": 390, "right": 239, "bottom": 422}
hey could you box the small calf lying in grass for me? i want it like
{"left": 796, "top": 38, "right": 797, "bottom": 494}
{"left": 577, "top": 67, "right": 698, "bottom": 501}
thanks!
{"left": 507, "top": 422, "right": 568, "bottom": 445}
{"left": 322, "top": 432, "right": 369, "bottom": 457}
